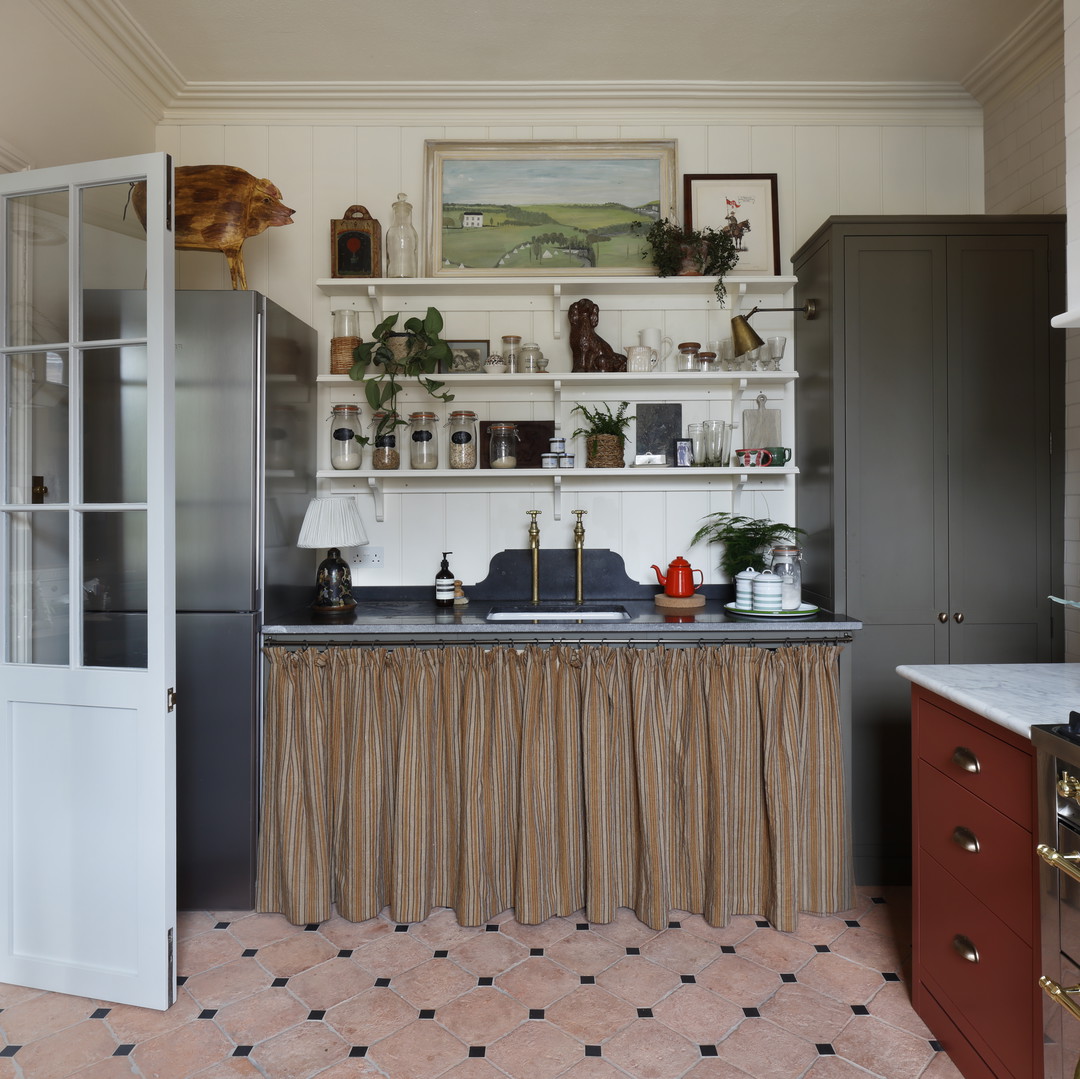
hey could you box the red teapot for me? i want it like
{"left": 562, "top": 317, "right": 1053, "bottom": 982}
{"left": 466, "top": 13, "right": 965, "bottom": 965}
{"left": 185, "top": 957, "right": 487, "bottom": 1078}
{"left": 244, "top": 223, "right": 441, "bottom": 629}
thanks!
{"left": 650, "top": 557, "right": 704, "bottom": 598}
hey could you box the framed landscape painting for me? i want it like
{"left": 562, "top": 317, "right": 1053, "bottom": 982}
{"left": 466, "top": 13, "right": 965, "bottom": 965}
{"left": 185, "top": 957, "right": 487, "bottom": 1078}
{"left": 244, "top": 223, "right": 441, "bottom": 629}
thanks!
{"left": 683, "top": 174, "right": 780, "bottom": 276}
{"left": 425, "top": 140, "right": 677, "bottom": 277}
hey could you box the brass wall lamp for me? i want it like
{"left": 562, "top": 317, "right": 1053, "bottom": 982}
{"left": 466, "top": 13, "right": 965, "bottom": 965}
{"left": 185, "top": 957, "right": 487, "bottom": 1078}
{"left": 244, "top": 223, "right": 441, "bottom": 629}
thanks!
{"left": 731, "top": 300, "right": 819, "bottom": 357}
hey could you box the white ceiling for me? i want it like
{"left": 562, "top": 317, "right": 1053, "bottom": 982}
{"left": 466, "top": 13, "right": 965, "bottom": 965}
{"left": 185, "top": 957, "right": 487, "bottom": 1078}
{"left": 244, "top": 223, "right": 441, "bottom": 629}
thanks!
{"left": 115, "top": 0, "right": 1048, "bottom": 90}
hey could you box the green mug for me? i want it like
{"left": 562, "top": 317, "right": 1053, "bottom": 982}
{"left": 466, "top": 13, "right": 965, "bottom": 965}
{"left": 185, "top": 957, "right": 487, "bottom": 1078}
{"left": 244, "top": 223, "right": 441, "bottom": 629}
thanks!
{"left": 764, "top": 446, "right": 791, "bottom": 466}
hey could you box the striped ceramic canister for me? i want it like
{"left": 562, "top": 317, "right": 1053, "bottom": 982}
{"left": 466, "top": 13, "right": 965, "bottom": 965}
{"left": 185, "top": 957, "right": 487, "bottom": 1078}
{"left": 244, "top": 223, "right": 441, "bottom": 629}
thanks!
{"left": 751, "top": 570, "right": 783, "bottom": 612}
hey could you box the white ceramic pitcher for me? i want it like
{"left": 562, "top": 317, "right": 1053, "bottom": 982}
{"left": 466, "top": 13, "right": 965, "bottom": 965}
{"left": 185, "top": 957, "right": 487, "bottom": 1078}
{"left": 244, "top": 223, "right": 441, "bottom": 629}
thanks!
{"left": 625, "top": 345, "right": 658, "bottom": 372}
{"left": 638, "top": 328, "right": 674, "bottom": 372}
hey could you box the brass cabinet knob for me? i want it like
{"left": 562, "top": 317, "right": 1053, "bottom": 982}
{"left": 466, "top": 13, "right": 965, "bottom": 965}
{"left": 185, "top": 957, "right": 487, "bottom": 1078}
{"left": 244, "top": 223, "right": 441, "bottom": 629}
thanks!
{"left": 951, "top": 826, "right": 980, "bottom": 853}
{"left": 952, "top": 934, "right": 979, "bottom": 963}
{"left": 951, "top": 746, "right": 980, "bottom": 774}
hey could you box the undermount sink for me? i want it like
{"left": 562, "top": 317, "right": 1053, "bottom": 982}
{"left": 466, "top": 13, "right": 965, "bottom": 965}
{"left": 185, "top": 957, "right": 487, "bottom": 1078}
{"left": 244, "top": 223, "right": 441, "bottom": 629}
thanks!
{"left": 485, "top": 603, "right": 631, "bottom": 622}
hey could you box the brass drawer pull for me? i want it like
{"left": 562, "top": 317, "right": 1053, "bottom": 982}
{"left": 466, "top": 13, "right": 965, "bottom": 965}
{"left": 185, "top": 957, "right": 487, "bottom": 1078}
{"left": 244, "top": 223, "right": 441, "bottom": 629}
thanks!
{"left": 1040, "top": 976, "right": 1080, "bottom": 1023}
{"left": 951, "top": 826, "right": 980, "bottom": 853}
{"left": 951, "top": 746, "right": 980, "bottom": 774}
{"left": 1037, "top": 843, "right": 1080, "bottom": 884}
{"left": 952, "top": 934, "right": 979, "bottom": 963}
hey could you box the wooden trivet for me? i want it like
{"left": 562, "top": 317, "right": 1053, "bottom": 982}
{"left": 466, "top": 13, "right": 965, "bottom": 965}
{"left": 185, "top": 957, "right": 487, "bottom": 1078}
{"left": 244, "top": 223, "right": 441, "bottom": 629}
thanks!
{"left": 653, "top": 592, "right": 706, "bottom": 609}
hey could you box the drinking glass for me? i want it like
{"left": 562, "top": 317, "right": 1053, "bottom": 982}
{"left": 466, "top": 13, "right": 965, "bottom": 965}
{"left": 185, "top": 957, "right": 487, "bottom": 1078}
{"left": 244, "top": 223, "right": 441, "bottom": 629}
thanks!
{"left": 767, "top": 336, "right": 787, "bottom": 369}
{"left": 704, "top": 420, "right": 725, "bottom": 467}
{"left": 687, "top": 422, "right": 704, "bottom": 466}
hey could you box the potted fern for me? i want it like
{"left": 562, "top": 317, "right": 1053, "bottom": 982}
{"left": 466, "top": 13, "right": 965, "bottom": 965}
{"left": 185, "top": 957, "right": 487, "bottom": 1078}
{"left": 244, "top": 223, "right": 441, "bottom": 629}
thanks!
{"left": 690, "top": 512, "right": 805, "bottom": 579}
{"left": 570, "top": 400, "right": 634, "bottom": 468}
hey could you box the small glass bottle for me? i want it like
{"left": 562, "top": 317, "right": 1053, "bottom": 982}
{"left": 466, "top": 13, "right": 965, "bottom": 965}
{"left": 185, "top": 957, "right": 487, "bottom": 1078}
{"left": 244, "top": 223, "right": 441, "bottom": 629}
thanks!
{"left": 370, "top": 410, "right": 400, "bottom": 470}
{"left": 501, "top": 335, "right": 522, "bottom": 374}
{"left": 329, "top": 404, "right": 363, "bottom": 470}
{"left": 489, "top": 422, "right": 518, "bottom": 468}
{"left": 447, "top": 410, "right": 478, "bottom": 469}
{"left": 385, "top": 192, "right": 419, "bottom": 278}
{"left": 408, "top": 410, "right": 439, "bottom": 469}
{"left": 770, "top": 544, "right": 803, "bottom": 610}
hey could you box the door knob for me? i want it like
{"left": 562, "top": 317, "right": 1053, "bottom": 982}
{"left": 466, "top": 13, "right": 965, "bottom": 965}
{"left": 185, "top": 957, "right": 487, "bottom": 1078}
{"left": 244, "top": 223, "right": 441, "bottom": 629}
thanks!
{"left": 954, "top": 612, "right": 965, "bottom": 623}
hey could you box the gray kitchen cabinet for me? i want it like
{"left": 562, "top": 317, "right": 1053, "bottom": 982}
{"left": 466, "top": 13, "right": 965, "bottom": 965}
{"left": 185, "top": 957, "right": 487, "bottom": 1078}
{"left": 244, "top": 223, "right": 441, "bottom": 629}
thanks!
{"left": 792, "top": 216, "right": 1065, "bottom": 884}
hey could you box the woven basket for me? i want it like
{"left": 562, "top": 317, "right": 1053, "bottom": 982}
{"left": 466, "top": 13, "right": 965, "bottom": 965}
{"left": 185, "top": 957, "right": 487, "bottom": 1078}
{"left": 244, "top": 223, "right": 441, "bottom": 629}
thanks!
{"left": 584, "top": 433, "right": 625, "bottom": 468}
{"left": 330, "top": 336, "right": 360, "bottom": 374}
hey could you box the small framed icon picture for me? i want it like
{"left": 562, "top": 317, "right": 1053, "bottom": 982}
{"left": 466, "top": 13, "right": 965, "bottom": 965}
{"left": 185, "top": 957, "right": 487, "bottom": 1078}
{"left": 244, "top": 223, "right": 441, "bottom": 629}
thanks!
{"left": 330, "top": 205, "right": 382, "bottom": 278}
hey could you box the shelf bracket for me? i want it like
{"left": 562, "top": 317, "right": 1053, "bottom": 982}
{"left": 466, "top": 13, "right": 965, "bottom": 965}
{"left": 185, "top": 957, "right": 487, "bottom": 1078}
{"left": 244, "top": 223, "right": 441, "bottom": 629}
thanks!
{"left": 553, "top": 379, "right": 563, "bottom": 431}
{"left": 552, "top": 284, "right": 563, "bottom": 340}
{"left": 367, "top": 284, "right": 382, "bottom": 325}
{"left": 367, "top": 476, "right": 385, "bottom": 522}
{"left": 733, "top": 471, "right": 750, "bottom": 513}
{"left": 553, "top": 474, "right": 562, "bottom": 520}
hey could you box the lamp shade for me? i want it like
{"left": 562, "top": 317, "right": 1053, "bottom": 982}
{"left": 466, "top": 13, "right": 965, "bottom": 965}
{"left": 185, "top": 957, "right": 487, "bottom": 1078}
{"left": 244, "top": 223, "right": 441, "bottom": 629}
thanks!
{"left": 297, "top": 497, "right": 368, "bottom": 549}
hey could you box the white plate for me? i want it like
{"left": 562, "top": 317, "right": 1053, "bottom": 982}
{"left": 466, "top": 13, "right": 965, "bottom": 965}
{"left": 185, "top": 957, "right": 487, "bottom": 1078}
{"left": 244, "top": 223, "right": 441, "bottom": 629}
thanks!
{"left": 724, "top": 602, "right": 819, "bottom": 618}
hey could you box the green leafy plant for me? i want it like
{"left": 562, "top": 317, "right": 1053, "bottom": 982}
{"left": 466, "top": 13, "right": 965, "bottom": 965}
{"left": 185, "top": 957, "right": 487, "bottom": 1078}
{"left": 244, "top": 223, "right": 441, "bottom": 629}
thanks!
{"left": 691, "top": 512, "right": 805, "bottom": 579}
{"left": 570, "top": 400, "right": 634, "bottom": 439}
{"left": 349, "top": 306, "right": 454, "bottom": 435}
{"left": 634, "top": 218, "right": 741, "bottom": 304}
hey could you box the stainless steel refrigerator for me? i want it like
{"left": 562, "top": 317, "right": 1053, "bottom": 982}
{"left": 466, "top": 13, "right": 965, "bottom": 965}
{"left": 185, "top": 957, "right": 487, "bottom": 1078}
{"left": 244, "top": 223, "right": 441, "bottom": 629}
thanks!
{"left": 87, "top": 289, "right": 317, "bottom": 909}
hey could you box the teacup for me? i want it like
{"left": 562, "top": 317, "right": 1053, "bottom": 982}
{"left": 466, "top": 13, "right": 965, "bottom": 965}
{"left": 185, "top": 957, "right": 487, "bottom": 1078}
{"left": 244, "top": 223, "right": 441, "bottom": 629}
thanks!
{"left": 763, "top": 446, "right": 791, "bottom": 466}
{"left": 734, "top": 447, "right": 773, "bottom": 467}
{"left": 625, "top": 345, "right": 658, "bottom": 372}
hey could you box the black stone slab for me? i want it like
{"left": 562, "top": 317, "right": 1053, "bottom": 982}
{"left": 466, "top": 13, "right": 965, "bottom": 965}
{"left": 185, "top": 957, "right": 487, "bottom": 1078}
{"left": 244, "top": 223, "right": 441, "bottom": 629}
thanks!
{"left": 635, "top": 403, "right": 682, "bottom": 461}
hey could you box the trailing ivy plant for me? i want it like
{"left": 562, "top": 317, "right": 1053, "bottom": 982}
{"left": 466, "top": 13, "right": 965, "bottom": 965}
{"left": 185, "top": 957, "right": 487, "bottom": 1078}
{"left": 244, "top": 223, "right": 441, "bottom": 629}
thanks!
{"left": 634, "top": 217, "right": 741, "bottom": 304}
{"left": 690, "top": 512, "right": 805, "bottom": 579}
{"left": 349, "top": 307, "right": 454, "bottom": 435}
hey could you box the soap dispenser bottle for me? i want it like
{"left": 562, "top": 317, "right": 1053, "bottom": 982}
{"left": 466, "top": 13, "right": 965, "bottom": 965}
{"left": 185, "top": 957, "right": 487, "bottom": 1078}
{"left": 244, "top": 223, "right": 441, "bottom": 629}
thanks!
{"left": 435, "top": 552, "right": 455, "bottom": 607}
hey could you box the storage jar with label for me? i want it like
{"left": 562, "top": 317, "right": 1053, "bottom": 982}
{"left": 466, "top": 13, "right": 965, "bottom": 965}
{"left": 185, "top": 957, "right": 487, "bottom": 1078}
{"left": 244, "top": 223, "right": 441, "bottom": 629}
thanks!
{"left": 489, "top": 422, "right": 518, "bottom": 468}
{"left": 447, "top": 410, "right": 478, "bottom": 469}
{"left": 370, "top": 410, "right": 400, "bottom": 470}
{"left": 330, "top": 404, "right": 363, "bottom": 470}
{"left": 408, "top": 411, "right": 439, "bottom": 469}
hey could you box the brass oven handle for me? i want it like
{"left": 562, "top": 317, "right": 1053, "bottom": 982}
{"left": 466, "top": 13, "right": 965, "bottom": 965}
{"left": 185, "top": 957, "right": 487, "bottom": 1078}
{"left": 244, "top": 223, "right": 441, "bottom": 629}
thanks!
{"left": 1040, "top": 976, "right": 1080, "bottom": 1023}
{"left": 1059, "top": 771, "right": 1080, "bottom": 800}
{"left": 951, "top": 826, "right": 980, "bottom": 853}
{"left": 951, "top": 746, "right": 980, "bottom": 774}
{"left": 952, "top": 934, "right": 979, "bottom": 963}
{"left": 1037, "top": 843, "right": 1080, "bottom": 884}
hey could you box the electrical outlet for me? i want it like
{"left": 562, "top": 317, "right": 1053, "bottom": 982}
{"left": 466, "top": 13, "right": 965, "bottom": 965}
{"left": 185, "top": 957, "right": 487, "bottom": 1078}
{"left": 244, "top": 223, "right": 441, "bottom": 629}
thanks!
{"left": 352, "top": 546, "right": 383, "bottom": 568}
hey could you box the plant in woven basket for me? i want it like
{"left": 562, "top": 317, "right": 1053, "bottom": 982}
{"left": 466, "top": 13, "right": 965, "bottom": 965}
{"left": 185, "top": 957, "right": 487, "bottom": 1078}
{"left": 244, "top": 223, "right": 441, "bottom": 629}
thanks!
{"left": 570, "top": 400, "right": 634, "bottom": 468}
{"left": 690, "top": 512, "right": 805, "bottom": 579}
{"left": 349, "top": 307, "right": 454, "bottom": 437}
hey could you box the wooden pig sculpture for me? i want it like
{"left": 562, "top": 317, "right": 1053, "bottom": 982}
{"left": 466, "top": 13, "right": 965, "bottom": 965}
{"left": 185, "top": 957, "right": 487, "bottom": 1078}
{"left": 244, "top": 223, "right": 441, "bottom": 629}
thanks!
{"left": 132, "top": 165, "right": 294, "bottom": 290}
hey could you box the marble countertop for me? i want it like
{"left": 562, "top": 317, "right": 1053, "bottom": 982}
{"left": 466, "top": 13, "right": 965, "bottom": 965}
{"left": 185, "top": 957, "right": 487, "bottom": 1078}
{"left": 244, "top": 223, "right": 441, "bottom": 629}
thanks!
{"left": 897, "top": 663, "right": 1080, "bottom": 738}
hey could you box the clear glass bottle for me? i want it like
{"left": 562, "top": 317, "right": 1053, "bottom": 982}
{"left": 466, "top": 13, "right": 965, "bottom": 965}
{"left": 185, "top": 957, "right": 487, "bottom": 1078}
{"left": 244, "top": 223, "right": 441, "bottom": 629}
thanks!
{"left": 329, "top": 404, "right": 363, "bottom": 470}
{"left": 447, "top": 410, "right": 478, "bottom": 469}
{"left": 385, "top": 192, "right": 419, "bottom": 278}
{"left": 769, "top": 544, "right": 803, "bottom": 610}
{"left": 408, "top": 410, "right": 439, "bottom": 469}
{"left": 489, "top": 422, "right": 518, "bottom": 468}
{"left": 370, "top": 410, "right": 400, "bottom": 470}
{"left": 501, "top": 335, "right": 522, "bottom": 374}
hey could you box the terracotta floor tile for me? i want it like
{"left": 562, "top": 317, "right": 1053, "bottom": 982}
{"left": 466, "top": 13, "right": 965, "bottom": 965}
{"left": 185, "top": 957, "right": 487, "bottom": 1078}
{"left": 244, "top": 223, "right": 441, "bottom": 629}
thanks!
{"left": 322, "top": 986, "right": 418, "bottom": 1043}
{"left": 351, "top": 932, "right": 439, "bottom": 977}
{"left": 830, "top": 927, "right": 906, "bottom": 975}
{"left": 589, "top": 908, "right": 663, "bottom": 948}
{"left": 0, "top": 1063, "right": 16, "bottom": 1079}
{"left": 485, "top": 1020, "right": 587, "bottom": 1079}
{"left": 0, "top": 990, "right": 99, "bottom": 1043}
{"left": 496, "top": 956, "right": 579, "bottom": 1008}
{"left": 782, "top": 913, "right": 849, "bottom": 947}
{"left": 641, "top": 928, "right": 723, "bottom": 973}
{"left": 245, "top": 1020, "right": 349, "bottom": 1079}
{"left": 497, "top": 915, "right": 577, "bottom": 950}
{"left": 682, "top": 1059, "right": 757, "bottom": 1078}
{"left": 674, "top": 915, "right": 760, "bottom": 947}
{"left": 800, "top": 1056, "right": 886, "bottom": 1078}
{"left": 865, "top": 981, "right": 933, "bottom": 1039}
{"left": 408, "top": 908, "right": 488, "bottom": 949}
{"left": 448, "top": 932, "right": 530, "bottom": 978}
{"left": 177, "top": 930, "right": 247, "bottom": 977}
{"left": 794, "top": 952, "right": 889, "bottom": 1005}
{"left": 652, "top": 983, "right": 745, "bottom": 1043}
{"left": 436, "top": 985, "right": 528, "bottom": 1043}
{"left": 559, "top": 1060, "right": 631, "bottom": 1078}
{"left": 594, "top": 956, "right": 684, "bottom": 1007}
{"left": 917, "top": 1050, "right": 966, "bottom": 1077}
{"left": 183, "top": 957, "right": 273, "bottom": 1009}
{"left": 390, "top": 957, "right": 479, "bottom": 1009}
{"left": 212, "top": 986, "right": 307, "bottom": 1044}
{"left": 316, "top": 912, "right": 398, "bottom": 950}
{"left": 545, "top": 985, "right": 639, "bottom": 1041}
{"left": 306, "top": 1057, "right": 387, "bottom": 1079}
{"left": 695, "top": 955, "right": 782, "bottom": 1007}
{"left": 223, "top": 911, "right": 301, "bottom": 949}
{"left": 601, "top": 1017, "right": 702, "bottom": 1078}
{"left": 755, "top": 983, "right": 854, "bottom": 1043}
{"left": 439, "top": 1058, "right": 514, "bottom": 1079}
{"left": 287, "top": 956, "right": 373, "bottom": 1010}
{"left": 130, "top": 1017, "right": 235, "bottom": 1079}
{"left": 713, "top": 1017, "right": 819, "bottom": 1078}
{"left": 733, "top": 928, "right": 818, "bottom": 973}
{"left": 252, "top": 933, "right": 338, "bottom": 979}
{"left": 66, "top": 1056, "right": 149, "bottom": 1078}
{"left": 188, "top": 1060, "right": 266, "bottom": 1078}
{"left": 832, "top": 1015, "right": 935, "bottom": 1079}
{"left": 177, "top": 910, "right": 218, "bottom": 941}
{"left": 0, "top": 983, "right": 41, "bottom": 1009}
{"left": 545, "top": 933, "right": 627, "bottom": 976}
{"left": 103, "top": 987, "right": 203, "bottom": 1042}
{"left": 10, "top": 1018, "right": 117, "bottom": 1079}
{"left": 366, "top": 1020, "right": 468, "bottom": 1079}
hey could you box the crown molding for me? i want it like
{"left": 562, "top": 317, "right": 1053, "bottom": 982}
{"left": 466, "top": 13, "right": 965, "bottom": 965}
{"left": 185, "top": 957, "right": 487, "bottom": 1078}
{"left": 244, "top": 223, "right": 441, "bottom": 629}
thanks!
{"left": 30, "top": 0, "right": 183, "bottom": 120}
{"left": 963, "top": 0, "right": 1063, "bottom": 106}
{"left": 0, "top": 136, "right": 31, "bottom": 173}
{"left": 159, "top": 80, "right": 981, "bottom": 125}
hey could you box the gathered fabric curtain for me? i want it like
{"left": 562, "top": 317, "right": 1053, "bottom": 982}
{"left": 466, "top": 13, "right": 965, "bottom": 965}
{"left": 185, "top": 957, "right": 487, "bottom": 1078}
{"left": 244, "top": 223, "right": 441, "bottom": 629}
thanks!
{"left": 257, "top": 643, "right": 852, "bottom": 932}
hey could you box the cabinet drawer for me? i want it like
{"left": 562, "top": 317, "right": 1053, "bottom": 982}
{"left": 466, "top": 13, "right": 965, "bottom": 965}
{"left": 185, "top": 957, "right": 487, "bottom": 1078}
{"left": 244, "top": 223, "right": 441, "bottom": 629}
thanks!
{"left": 915, "top": 696, "right": 1032, "bottom": 823}
{"left": 917, "top": 855, "right": 1036, "bottom": 1079}
{"left": 917, "top": 759, "right": 1033, "bottom": 939}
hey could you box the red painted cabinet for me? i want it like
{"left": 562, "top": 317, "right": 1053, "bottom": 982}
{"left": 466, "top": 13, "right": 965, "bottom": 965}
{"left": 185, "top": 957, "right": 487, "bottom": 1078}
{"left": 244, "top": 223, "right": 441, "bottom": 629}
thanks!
{"left": 911, "top": 685, "right": 1041, "bottom": 1079}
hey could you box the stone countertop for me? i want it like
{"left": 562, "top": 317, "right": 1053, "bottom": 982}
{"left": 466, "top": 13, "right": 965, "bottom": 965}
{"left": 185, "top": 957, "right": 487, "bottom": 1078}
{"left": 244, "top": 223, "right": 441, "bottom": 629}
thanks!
{"left": 897, "top": 663, "right": 1080, "bottom": 739}
{"left": 263, "top": 598, "right": 862, "bottom": 642}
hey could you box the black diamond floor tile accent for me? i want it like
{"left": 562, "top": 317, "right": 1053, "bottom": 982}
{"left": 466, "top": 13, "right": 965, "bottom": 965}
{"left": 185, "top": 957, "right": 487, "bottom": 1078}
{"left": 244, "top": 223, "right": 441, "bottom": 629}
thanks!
{"left": 781, "top": 973, "right": 797, "bottom": 983}
{"left": 580, "top": 975, "right": 595, "bottom": 984}
{"left": 434, "top": 949, "right": 449, "bottom": 958}
{"left": 668, "top": 920, "right": 681, "bottom": 928}
{"left": 585, "top": 1046, "right": 601, "bottom": 1057}
{"left": 419, "top": 1009, "right": 436, "bottom": 1019}
{"left": 349, "top": 1046, "right": 368, "bottom": 1057}
{"left": 469, "top": 1046, "right": 486, "bottom": 1057}
{"left": 883, "top": 972, "right": 902, "bottom": 982}
{"left": 90, "top": 1008, "right": 111, "bottom": 1019}
{"left": 0, "top": 1046, "right": 20, "bottom": 1057}
{"left": 681, "top": 975, "right": 696, "bottom": 984}
{"left": 113, "top": 1045, "right": 134, "bottom": 1057}
{"left": 304, "top": 923, "right": 320, "bottom": 931}
{"left": 743, "top": 1007, "right": 760, "bottom": 1018}
{"left": 394, "top": 924, "right": 409, "bottom": 933}
{"left": 177, "top": 976, "right": 188, "bottom": 985}
{"left": 485, "top": 924, "right": 499, "bottom": 932}
{"left": 478, "top": 977, "right": 494, "bottom": 986}
{"left": 337, "top": 949, "right": 353, "bottom": 958}
{"left": 242, "top": 948, "right": 258, "bottom": 957}
{"left": 815, "top": 944, "right": 830, "bottom": 952}
{"left": 930, "top": 1039, "right": 943, "bottom": 1052}
{"left": 375, "top": 978, "right": 391, "bottom": 988}
{"left": 845, "top": 920, "right": 860, "bottom": 927}
{"left": 626, "top": 947, "right": 640, "bottom": 955}
{"left": 817, "top": 1044, "right": 836, "bottom": 1055}
{"left": 872, "top": 896, "right": 887, "bottom": 903}
{"left": 530, "top": 948, "right": 544, "bottom": 956}
{"left": 529, "top": 1009, "right": 545, "bottom": 1019}
{"left": 272, "top": 978, "right": 289, "bottom": 987}
{"left": 198, "top": 1009, "right": 217, "bottom": 1019}
{"left": 308, "top": 1010, "right": 326, "bottom": 1021}
{"left": 576, "top": 923, "right": 589, "bottom": 930}
{"left": 755, "top": 920, "right": 770, "bottom": 927}
{"left": 700, "top": 1045, "right": 719, "bottom": 1057}
{"left": 233, "top": 1046, "right": 253, "bottom": 1057}
{"left": 851, "top": 1005, "right": 870, "bottom": 1015}
{"left": 721, "top": 945, "right": 736, "bottom": 954}
{"left": 214, "top": 921, "right": 230, "bottom": 929}
{"left": 637, "top": 1008, "right": 653, "bottom": 1018}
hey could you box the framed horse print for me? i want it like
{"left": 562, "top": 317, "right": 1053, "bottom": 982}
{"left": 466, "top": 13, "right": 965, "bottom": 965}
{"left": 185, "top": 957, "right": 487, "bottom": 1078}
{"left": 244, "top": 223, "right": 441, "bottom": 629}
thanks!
{"left": 683, "top": 174, "right": 780, "bottom": 276}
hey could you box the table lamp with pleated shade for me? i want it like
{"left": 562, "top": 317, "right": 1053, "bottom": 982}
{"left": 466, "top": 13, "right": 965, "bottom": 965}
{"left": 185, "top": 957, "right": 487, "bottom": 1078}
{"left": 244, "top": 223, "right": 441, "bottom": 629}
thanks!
{"left": 297, "top": 497, "right": 368, "bottom": 611}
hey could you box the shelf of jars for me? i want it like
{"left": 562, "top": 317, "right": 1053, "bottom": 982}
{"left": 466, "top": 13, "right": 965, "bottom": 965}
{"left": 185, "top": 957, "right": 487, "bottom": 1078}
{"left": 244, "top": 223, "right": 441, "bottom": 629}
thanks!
{"left": 316, "top": 274, "right": 799, "bottom": 336}
{"left": 318, "top": 465, "right": 799, "bottom": 522}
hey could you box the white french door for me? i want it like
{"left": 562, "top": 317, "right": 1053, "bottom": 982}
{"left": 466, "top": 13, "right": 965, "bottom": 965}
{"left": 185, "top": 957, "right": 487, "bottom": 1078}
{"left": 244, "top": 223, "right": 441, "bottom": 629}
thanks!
{"left": 0, "top": 153, "right": 176, "bottom": 1009}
